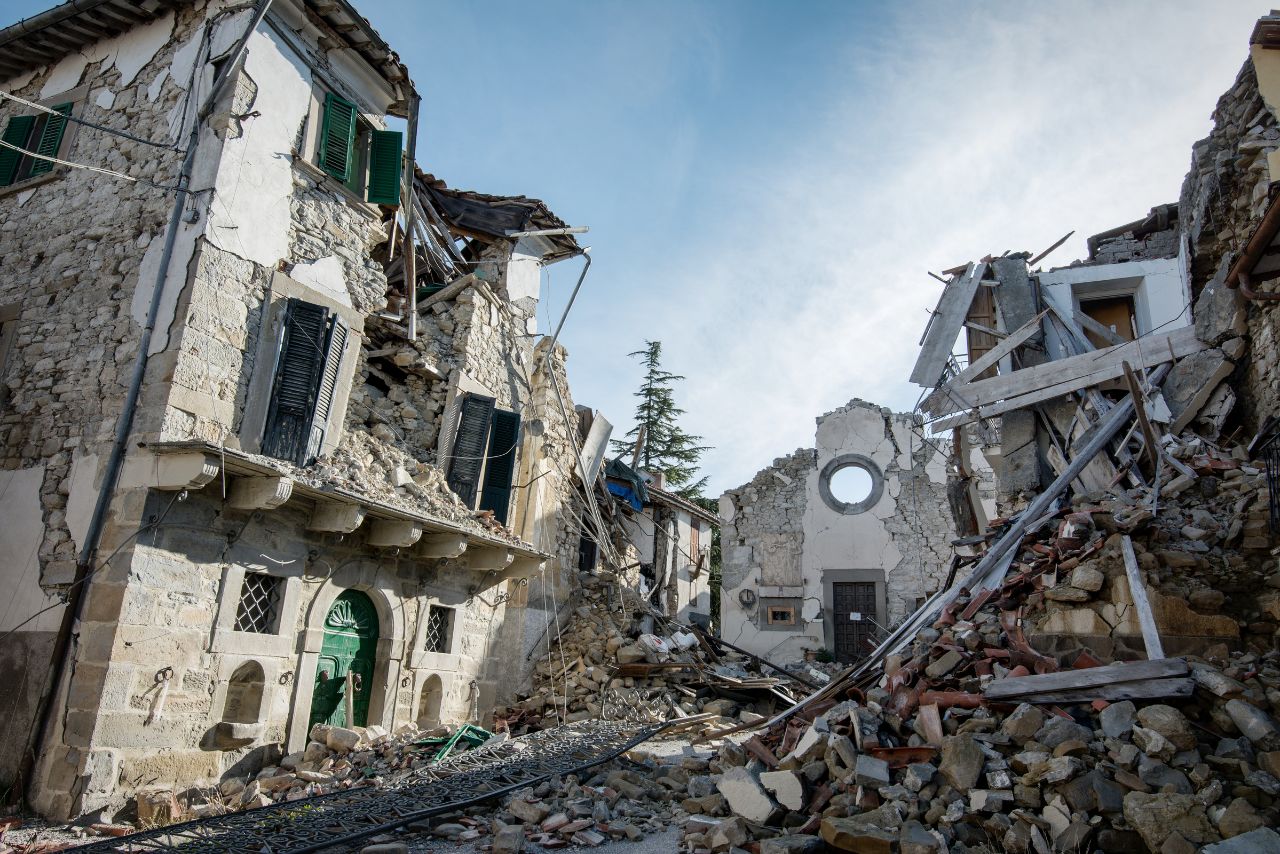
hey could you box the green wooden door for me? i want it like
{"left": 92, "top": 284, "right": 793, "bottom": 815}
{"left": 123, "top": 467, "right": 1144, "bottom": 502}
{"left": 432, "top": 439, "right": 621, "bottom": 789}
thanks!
{"left": 310, "top": 590, "right": 378, "bottom": 729}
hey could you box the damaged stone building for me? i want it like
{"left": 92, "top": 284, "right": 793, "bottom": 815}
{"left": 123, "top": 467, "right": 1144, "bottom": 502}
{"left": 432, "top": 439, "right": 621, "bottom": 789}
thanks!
{"left": 0, "top": 0, "right": 601, "bottom": 820}
{"left": 718, "top": 400, "right": 994, "bottom": 665}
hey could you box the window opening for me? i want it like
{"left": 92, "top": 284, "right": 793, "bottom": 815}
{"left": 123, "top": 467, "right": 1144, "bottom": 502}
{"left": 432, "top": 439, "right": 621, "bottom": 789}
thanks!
{"left": 828, "top": 465, "right": 874, "bottom": 505}
{"left": 423, "top": 604, "right": 454, "bottom": 654}
{"left": 234, "top": 572, "right": 281, "bottom": 634}
{"left": 766, "top": 606, "right": 796, "bottom": 626}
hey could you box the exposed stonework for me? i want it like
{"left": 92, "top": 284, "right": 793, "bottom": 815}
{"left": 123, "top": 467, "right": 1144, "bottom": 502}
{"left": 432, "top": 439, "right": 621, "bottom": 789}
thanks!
{"left": 720, "top": 400, "right": 988, "bottom": 664}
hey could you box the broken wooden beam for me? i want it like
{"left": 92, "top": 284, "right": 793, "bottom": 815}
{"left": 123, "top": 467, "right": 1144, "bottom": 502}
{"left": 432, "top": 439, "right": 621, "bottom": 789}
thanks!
{"left": 1121, "top": 534, "right": 1166, "bottom": 660}
{"left": 911, "top": 262, "right": 988, "bottom": 387}
{"left": 984, "top": 658, "right": 1187, "bottom": 701}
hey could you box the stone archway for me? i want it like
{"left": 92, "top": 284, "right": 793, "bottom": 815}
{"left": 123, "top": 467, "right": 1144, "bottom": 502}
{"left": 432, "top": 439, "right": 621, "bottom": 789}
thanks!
{"left": 286, "top": 565, "right": 406, "bottom": 752}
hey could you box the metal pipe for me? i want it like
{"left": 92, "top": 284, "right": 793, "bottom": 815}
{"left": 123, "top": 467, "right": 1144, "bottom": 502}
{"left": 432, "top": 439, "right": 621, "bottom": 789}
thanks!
{"left": 545, "top": 248, "right": 592, "bottom": 355}
{"left": 1227, "top": 194, "right": 1280, "bottom": 292}
{"left": 27, "top": 0, "right": 275, "bottom": 805}
{"left": 1238, "top": 271, "right": 1280, "bottom": 302}
{"left": 401, "top": 90, "right": 421, "bottom": 339}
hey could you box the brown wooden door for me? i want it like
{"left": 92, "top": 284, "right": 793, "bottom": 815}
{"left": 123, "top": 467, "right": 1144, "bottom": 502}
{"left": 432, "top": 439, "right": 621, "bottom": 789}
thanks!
{"left": 832, "top": 582, "right": 878, "bottom": 663}
{"left": 1080, "top": 295, "right": 1136, "bottom": 349}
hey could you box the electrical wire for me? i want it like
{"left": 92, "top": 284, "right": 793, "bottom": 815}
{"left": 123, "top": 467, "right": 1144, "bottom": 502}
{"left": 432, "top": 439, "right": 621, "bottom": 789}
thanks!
{"left": 0, "top": 138, "right": 180, "bottom": 190}
{"left": 0, "top": 490, "right": 188, "bottom": 646}
{"left": 0, "top": 89, "right": 183, "bottom": 151}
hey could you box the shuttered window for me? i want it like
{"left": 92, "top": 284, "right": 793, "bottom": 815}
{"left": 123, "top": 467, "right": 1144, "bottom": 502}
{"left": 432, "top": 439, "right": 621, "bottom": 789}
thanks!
{"left": 262, "top": 298, "right": 349, "bottom": 467}
{"left": 479, "top": 408, "right": 521, "bottom": 525}
{"left": 319, "top": 92, "right": 357, "bottom": 182}
{"left": 446, "top": 394, "right": 495, "bottom": 508}
{"left": 0, "top": 115, "right": 36, "bottom": 186}
{"left": 365, "top": 129, "right": 402, "bottom": 206}
{"left": 28, "top": 103, "right": 71, "bottom": 177}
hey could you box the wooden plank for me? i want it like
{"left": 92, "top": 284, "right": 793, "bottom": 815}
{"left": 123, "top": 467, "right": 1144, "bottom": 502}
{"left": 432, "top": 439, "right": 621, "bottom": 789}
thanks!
{"left": 1074, "top": 311, "right": 1127, "bottom": 347}
{"left": 923, "top": 310, "right": 1048, "bottom": 415}
{"left": 1124, "top": 361, "right": 1160, "bottom": 472}
{"left": 911, "top": 262, "right": 987, "bottom": 386}
{"left": 925, "top": 325, "right": 1204, "bottom": 418}
{"left": 1121, "top": 534, "right": 1166, "bottom": 660}
{"left": 999, "top": 678, "right": 1194, "bottom": 704}
{"left": 984, "top": 657, "right": 1186, "bottom": 700}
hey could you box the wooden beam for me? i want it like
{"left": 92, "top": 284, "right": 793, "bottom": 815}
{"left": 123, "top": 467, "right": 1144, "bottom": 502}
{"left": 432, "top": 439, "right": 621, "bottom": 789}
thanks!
{"left": 366, "top": 519, "right": 423, "bottom": 548}
{"left": 927, "top": 325, "right": 1204, "bottom": 422}
{"left": 419, "top": 533, "right": 468, "bottom": 559}
{"left": 991, "top": 678, "right": 1194, "bottom": 704}
{"left": 1073, "top": 311, "right": 1127, "bottom": 347}
{"left": 984, "top": 657, "right": 1186, "bottom": 700}
{"left": 923, "top": 310, "right": 1048, "bottom": 415}
{"left": 910, "top": 262, "right": 988, "bottom": 387}
{"left": 308, "top": 501, "right": 365, "bottom": 533}
{"left": 228, "top": 476, "right": 293, "bottom": 510}
{"left": 1121, "top": 535, "right": 1165, "bottom": 660}
{"left": 1123, "top": 361, "right": 1160, "bottom": 472}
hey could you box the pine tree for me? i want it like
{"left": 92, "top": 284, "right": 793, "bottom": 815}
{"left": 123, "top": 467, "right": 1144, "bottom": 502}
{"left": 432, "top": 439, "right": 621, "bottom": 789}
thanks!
{"left": 611, "top": 340, "right": 710, "bottom": 497}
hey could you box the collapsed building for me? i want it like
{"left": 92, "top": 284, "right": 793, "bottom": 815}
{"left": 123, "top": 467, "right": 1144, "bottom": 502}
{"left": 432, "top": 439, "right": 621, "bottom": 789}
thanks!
{"left": 719, "top": 401, "right": 995, "bottom": 666}
{"left": 0, "top": 0, "right": 607, "bottom": 821}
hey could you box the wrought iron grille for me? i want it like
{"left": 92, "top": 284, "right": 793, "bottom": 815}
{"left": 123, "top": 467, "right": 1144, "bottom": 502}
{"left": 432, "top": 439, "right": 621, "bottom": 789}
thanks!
{"left": 73, "top": 719, "right": 670, "bottom": 854}
{"left": 233, "top": 572, "right": 281, "bottom": 634}
{"left": 424, "top": 604, "right": 453, "bottom": 653}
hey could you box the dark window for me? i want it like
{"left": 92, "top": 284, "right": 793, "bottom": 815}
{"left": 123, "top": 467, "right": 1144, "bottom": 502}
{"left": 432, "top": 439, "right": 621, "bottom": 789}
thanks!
{"left": 234, "top": 573, "right": 282, "bottom": 634}
{"left": 423, "top": 605, "right": 454, "bottom": 653}
{"left": 262, "top": 298, "right": 348, "bottom": 466}
{"left": 577, "top": 536, "right": 599, "bottom": 574}
{"left": 766, "top": 606, "right": 796, "bottom": 626}
{"left": 479, "top": 408, "right": 521, "bottom": 525}
{"left": 445, "top": 394, "right": 521, "bottom": 523}
{"left": 446, "top": 393, "right": 495, "bottom": 507}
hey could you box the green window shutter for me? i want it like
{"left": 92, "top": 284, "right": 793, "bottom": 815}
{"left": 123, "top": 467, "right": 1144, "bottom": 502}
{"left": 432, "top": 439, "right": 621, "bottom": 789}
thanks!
{"left": 0, "top": 115, "right": 36, "bottom": 186}
{"left": 319, "top": 92, "right": 357, "bottom": 182}
{"left": 263, "top": 298, "right": 331, "bottom": 466}
{"left": 365, "top": 129, "right": 402, "bottom": 206}
{"left": 304, "top": 313, "right": 349, "bottom": 464}
{"left": 28, "top": 103, "right": 71, "bottom": 177}
{"left": 446, "top": 394, "right": 496, "bottom": 508}
{"left": 479, "top": 408, "right": 521, "bottom": 525}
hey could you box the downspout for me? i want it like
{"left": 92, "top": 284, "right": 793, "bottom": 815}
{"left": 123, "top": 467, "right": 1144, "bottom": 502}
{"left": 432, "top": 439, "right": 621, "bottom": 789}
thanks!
{"left": 1227, "top": 194, "right": 1280, "bottom": 300}
{"left": 26, "top": 0, "right": 275, "bottom": 803}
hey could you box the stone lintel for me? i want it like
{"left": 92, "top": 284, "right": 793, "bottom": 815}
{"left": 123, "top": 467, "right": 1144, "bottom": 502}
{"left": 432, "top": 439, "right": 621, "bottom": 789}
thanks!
{"left": 419, "top": 533, "right": 468, "bottom": 559}
{"left": 118, "top": 451, "right": 220, "bottom": 491}
{"left": 307, "top": 501, "right": 366, "bottom": 533}
{"left": 461, "top": 546, "right": 514, "bottom": 572}
{"left": 227, "top": 475, "right": 294, "bottom": 510}
{"left": 367, "top": 519, "right": 423, "bottom": 548}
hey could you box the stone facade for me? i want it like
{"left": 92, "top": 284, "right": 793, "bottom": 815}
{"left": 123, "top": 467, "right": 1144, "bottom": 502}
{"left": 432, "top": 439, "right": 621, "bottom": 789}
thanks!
{"left": 0, "top": 0, "right": 588, "bottom": 820}
{"left": 719, "top": 400, "right": 988, "bottom": 664}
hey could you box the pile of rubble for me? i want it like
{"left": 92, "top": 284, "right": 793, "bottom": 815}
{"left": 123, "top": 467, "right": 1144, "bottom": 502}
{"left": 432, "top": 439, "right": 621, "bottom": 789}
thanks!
{"left": 662, "top": 441, "right": 1280, "bottom": 853}
{"left": 495, "top": 570, "right": 815, "bottom": 735}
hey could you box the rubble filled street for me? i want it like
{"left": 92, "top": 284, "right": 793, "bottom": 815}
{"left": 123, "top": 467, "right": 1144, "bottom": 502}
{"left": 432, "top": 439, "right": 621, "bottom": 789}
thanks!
{"left": 4, "top": 1, "right": 1280, "bottom": 854}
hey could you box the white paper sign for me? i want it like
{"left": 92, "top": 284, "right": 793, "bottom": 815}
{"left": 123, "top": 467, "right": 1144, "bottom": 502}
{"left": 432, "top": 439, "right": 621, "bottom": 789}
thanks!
{"left": 849, "top": 612, "right": 862, "bottom": 621}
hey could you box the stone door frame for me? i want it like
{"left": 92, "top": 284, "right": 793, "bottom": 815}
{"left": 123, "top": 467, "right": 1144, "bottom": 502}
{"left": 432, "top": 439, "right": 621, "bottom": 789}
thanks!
{"left": 285, "top": 563, "right": 405, "bottom": 753}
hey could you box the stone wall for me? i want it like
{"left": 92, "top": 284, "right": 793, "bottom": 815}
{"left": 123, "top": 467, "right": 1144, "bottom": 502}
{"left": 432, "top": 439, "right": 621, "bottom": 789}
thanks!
{"left": 1177, "top": 53, "right": 1280, "bottom": 434}
{"left": 719, "top": 399, "right": 973, "bottom": 663}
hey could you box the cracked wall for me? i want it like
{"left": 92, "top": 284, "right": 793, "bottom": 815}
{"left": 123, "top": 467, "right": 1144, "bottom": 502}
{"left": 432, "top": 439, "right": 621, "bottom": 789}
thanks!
{"left": 720, "top": 399, "right": 975, "bottom": 663}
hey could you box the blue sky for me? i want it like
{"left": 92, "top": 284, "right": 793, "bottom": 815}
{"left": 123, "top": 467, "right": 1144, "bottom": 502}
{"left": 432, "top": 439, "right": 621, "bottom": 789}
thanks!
{"left": 2, "top": 0, "right": 1267, "bottom": 495}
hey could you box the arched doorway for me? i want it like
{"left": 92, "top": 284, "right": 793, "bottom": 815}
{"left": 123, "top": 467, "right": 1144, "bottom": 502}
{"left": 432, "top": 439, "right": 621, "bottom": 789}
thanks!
{"left": 309, "top": 590, "right": 378, "bottom": 729}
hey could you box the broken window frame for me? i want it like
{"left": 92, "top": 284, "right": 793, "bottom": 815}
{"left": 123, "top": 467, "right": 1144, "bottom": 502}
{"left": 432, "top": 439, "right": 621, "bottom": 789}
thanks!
{"left": 307, "top": 84, "right": 402, "bottom": 207}
{"left": 445, "top": 393, "right": 522, "bottom": 522}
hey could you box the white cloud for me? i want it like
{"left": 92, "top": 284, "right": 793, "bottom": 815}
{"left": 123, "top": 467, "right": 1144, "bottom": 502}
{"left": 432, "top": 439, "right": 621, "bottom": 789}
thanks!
{"left": 599, "top": 0, "right": 1263, "bottom": 496}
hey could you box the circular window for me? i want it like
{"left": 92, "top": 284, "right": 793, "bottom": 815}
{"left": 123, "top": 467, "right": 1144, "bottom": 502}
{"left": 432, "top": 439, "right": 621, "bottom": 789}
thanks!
{"left": 819, "top": 454, "right": 884, "bottom": 515}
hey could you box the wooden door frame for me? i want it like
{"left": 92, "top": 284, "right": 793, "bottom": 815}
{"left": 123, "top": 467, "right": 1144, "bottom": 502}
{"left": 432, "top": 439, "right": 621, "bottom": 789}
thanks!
{"left": 285, "top": 564, "right": 406, "bottom": 753}
{"left": 820, "top": 569, "right": 886, "bottom": 660}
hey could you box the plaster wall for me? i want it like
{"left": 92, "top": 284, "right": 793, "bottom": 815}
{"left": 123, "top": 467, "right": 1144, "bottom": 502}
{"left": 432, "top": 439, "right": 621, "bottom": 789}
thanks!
{"left": 1038, "top": 257, "right": 1190, "bottom": 355}
{"left": 720, "top": 400, "right": 968, "bottom": 664}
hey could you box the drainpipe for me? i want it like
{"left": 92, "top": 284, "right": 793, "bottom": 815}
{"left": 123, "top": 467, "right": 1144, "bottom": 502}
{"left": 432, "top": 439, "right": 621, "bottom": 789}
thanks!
{"left": 26, "top": 0, "right": 275, "bottom": 804}
{"left": 1238, "top": 271, "right": 1280, "bottom": 302}
{"left": 544, "top": 248, "right": 592, "bottom": 356}
{"left": 1226, "top": 194, "right": 1280, "bottom": 300}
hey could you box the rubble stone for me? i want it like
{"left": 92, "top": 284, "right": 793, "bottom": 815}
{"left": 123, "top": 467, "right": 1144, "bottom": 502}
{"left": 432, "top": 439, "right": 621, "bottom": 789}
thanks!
{"left": 939, "top": 734, "right": 984, "bottom": 790}
{"left": 716, "top": 766, "right": 777, "bottom": 824}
